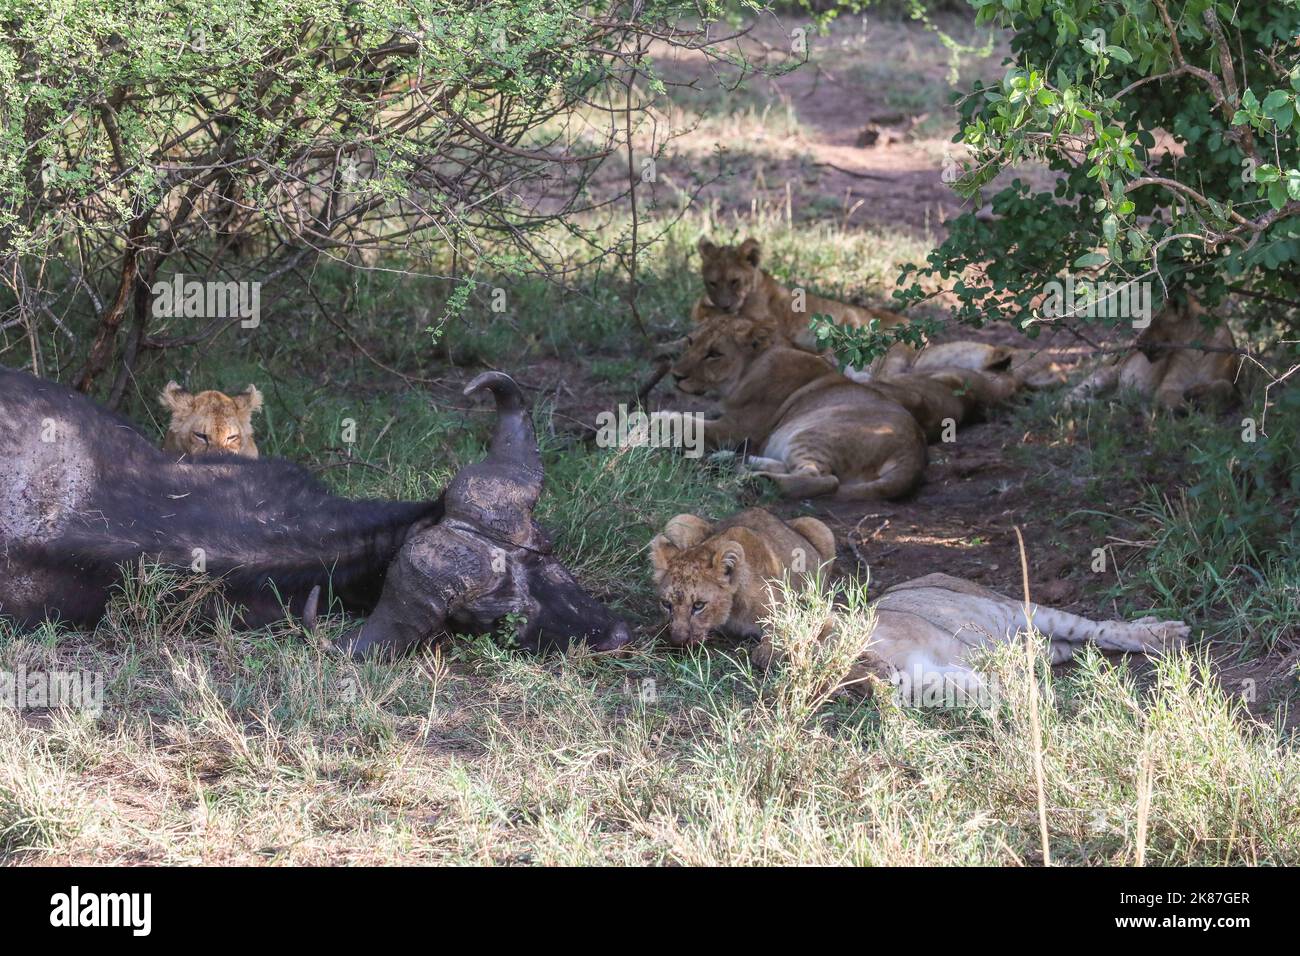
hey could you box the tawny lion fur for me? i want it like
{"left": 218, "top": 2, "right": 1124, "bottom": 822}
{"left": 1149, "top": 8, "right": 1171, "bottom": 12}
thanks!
{"left": 160, "top": 381, "right": 263, "bottom": 459}
{"left": 650, "top": 510, "right": 1189, "bottom": 700}
{"left": 1068, "top": 299, "right": 1241, "bottom": 410}
{"left": 649, "top": 508, "right": 836, "bottom": 648}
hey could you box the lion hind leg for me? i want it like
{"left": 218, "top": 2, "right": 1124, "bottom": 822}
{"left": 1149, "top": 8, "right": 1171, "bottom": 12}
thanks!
{"left": 1066, "top": 362, "right": 1120, "bottom": 404}
{"left": 1022, "top": 605, "right": 1189, "bottom": 656}
{"left": 744, "top": 455, "right": 789, "bottom": 473}
{"left": 834, "top": 452, "right": 923, "bottom": 501}
{"left": 764, "top": 470, "right": 840, "bottom": 499}
{"left": 787, "top": 516, "right": 837, "bottom": 563}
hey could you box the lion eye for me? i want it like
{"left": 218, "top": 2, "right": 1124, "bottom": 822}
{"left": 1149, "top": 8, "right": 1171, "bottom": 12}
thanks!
{"left": 691, "top": 601, "right": 707, "bottom": 614}
{"left": 193, "top": 432, "right": 209, "bottom": 443}
{"left": 660, "top": 600, "right": 672, "bottom": 611}
{"left": 706, "top": 350, "right": 721, "bottom": 360}
{"left": 730, "top": 280, "right": 740, "bottom": 289}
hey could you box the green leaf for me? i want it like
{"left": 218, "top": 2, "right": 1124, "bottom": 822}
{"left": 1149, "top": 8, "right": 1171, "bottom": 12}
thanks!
{"left": 1268, "top": 180, "right": 1289, "bottom": 210}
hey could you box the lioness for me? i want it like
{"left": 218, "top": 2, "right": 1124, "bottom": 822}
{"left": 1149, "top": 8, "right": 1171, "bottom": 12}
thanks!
{"left": 672, "top": 318, "right": 927, "bottom": 499}
{"left": 649, "top": 508, "right": 836, "bottom": 647}
{"left": 908, "top": 341, "right": 1069, "bottom": 389}
{"left": 867, "top": 366, "right": 1017, "bottom": 441}
{"left": 754, "top": 572, "right": 1189, "bottom": 700}
{"left": 1067, "top": 299, "right": 1240, "bottom": 409}
{"left": 689, "top": 298, "right": 915, "bottom": 380}
{"left": 160, "top": 381, "right": 263, "bottom": 458}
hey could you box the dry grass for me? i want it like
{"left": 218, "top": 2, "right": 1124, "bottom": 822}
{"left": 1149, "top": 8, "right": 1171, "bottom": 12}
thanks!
{"left": 4, "top": 534, "right": 1297, "bottom": 866}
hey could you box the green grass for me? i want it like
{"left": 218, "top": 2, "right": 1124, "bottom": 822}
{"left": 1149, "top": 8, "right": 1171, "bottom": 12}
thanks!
{"left": 1008, "top": 382, "right": 1300, "bottom": 652}
{"left": 5, "top": 205, "right": 1298, "bottom": 866}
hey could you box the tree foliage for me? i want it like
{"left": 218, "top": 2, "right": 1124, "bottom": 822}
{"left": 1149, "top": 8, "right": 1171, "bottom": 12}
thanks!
{"left": 0, "top": 0, "right": 752, "bottom": 399}
{"left": 898, "top": 0, "right": 1300, "bottom": 336}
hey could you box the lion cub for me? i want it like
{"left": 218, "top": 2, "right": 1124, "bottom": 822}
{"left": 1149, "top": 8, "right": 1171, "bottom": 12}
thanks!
{"left": 697, "top": 237, "right": 910, "bottom": 356}
{"left": 1068, "top": 299, "right": 1240, "bottom": 410}
{"left": 650, "top": 508, "right": 836, "bottom": 648}
{"left": 160, "top": 381, "right": 263, "bottom": 458}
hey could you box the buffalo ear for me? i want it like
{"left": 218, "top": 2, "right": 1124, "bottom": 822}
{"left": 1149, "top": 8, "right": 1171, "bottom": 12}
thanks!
{"left": 697, "top": 237, "right": 718, "bottom": 261}
{"left": 160, "top": 381, "right": 191, "bottom": 414}
{"left": 236, "top": 384, "right": 264, "bottom": 415}
{"left": 662, "top": 513, "right": 712, "bottom": 549}
{"left": 738, "top": 238, "right": 761, "bottom": 267}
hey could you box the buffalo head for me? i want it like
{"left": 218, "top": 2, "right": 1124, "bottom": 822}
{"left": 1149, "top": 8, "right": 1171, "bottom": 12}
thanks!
{"left": 329, "top": 372, "right": 631, "bottom": 657}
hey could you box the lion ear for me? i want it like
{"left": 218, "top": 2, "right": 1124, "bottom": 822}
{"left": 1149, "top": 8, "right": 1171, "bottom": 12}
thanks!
{"left": 648, "top": 534, "right": 677, "bottom": 581}
{"left": 713, "top": 540, "right": 746, "bottom": 579}
{"left": 160, "top": 381, "right": 191, "bottom": 414}
{"left": 662, "top": 513, "right": 712, "bottom": 549}
{"left": 697, "top": 237, "right": 718, "bottom": 260}
{"left": 732, "top": 319, "right": 769, "bottom": 351}
{"left": 738, "top": 238, "right": 761, "bottom": 267}
{"left": 236, "top": 384, "right": 264, "bottom": 415}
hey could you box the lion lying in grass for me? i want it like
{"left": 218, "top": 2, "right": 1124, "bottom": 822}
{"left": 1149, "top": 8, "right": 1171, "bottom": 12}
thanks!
{"left": 650, "top": 509, "right": 1189, "bottom": 699}
{"left": 1067, "top": 299, "right": 1241, "bottom": 410}
{"left": 809, "top": 573, "right": 1189, "bottom": 701}
{"left": 693, "top": 240, "right": 1069, "bottom": 386}
{"left": 907, "top": 340, "right": 1069, "bottom": 390}
{"left": 160, "top": 381, "right": 263, "bottom": 458}
{"left": 672, "top": 318, "right": 927, "bottom": 499}
{"left": 649, "top": 508, "right": 836, "bottom": 647}
{"left": 676, "top": 312, "right": 1019, "bottom": 455}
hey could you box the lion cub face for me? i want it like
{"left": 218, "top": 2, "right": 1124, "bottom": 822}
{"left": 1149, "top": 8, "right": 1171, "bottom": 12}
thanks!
{"left": 698, "top": 237, "right": 764, "bottom": 312}
{"left": 671, "top": 315, "right": 771, "bottom": 396}
{"left": 160, "top": 381, "right": 263, "bottom": 458}
{"left": 649, "top": 516, "right": 744, "bottom": 647}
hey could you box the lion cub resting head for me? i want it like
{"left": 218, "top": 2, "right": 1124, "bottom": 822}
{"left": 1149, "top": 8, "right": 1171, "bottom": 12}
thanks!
{"left": 650, "top": 508, "right": 836, "bottom": 648}
{"left": 160, "top": 381, "right": 263, "bottom": 458}
{"left": 1067, "top": 298, "right": 1240, "bottom": 410}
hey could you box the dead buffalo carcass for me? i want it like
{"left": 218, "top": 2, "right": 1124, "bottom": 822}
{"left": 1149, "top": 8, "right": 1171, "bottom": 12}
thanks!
{"left": 0, "top": 366, "right": 630, "bottom": 655}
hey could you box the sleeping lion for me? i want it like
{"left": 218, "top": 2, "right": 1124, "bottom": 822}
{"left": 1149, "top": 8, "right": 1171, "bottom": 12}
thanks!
{"left": 1067, "top": 298, "right": 1241, "bottom": 410}
{"left": 672, "top": 317, "right": 928, "bottom": 500}
{"left": 650, "top": 509, "right": 1189, "bottom": 699}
